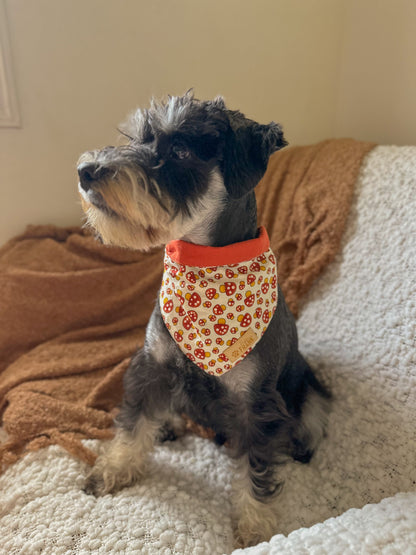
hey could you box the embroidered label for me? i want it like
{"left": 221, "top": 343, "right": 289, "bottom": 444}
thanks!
{"left": 222, "top": 327, "right": 257, "bottom": 363}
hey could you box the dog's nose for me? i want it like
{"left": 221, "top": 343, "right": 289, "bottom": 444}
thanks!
{"left": 78, "top": 163, "right": 109, "bottom": 192}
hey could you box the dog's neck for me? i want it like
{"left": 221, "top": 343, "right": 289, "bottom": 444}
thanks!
{"left": 181, "top": 192, "right": 258, "bottom": 248}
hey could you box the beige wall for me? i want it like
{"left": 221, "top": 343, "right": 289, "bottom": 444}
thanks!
{"left": 0, "top": 0, "right": 414, "bottom": 246}
{"left": 334, "top": 0, "right": 416, "bottom": 145}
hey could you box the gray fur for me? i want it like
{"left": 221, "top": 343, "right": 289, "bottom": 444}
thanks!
{"left": 78, "top": 92, "right": 330, "bottom": 546}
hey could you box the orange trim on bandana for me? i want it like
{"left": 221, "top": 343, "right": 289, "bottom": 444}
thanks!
{"left": 166, "top": 226, "right": 270, "bottom": 268}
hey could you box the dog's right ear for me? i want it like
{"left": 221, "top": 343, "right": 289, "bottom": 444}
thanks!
{"left": 221, "top": 111, "right": 287, "bottom": 199}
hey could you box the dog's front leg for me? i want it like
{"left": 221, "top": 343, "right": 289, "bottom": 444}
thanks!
{"left": 84, "top": 349, "right": 173, "bottom": 497}
{"left": 232, "top": 450, "right": 282, "bottom": 548}
{"left": 83, "top": 413, "right": 163, "bottom": 496}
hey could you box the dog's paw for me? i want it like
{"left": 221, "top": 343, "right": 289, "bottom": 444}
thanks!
{"left": 233, "top": 524, "right": 268, "bottom": 549}
{"left": 83, "top": 470, "right": 109, "bottom": 497}
{"left": 82, "top": 450, "right": 146, "bottom": 497}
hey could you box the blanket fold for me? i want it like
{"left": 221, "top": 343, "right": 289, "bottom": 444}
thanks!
{"left": 0, "top": 139, "right": 375, "bottom": 471}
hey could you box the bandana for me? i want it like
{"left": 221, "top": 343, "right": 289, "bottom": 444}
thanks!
{"left": 160, "top": 226, "right": 278, "bottom": 376}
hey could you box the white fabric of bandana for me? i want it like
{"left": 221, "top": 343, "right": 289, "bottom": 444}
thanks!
{"left": 160, "top": 227, "right": 278, "bottom": 376}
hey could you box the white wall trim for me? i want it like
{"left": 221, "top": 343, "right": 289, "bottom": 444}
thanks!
{"left": 0, "top": 0, "right": 20, "bottom": 127}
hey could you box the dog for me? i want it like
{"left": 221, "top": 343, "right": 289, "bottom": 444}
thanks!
{"left": 77, "top": 91, "right": 330, "bottom": 548}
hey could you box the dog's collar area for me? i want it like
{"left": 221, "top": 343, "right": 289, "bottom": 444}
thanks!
{"left": 160, "top": 228, "right": 278, "bottom": 376}
{"left": 166, "top": 226, "right": 270, "bottom": 268}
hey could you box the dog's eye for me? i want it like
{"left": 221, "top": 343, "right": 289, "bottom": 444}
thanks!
{"left": 171, "top": 141, "right": 190, "bottom": 160}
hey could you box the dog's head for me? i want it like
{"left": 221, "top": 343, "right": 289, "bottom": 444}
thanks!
{"left": 77, "top": 91, "right": 287, "bottom": 250}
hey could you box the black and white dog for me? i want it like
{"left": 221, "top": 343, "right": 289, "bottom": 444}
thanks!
{"left": 77, "top": 91, "right": 330, "bottom": 547}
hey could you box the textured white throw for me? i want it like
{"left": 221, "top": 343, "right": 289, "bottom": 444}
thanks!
{"left": 1, "top": 146, "right": 415, "bottom": 554}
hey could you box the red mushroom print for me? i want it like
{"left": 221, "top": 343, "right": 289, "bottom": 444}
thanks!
{"left": 249, "top": 262, "right": 260, "bottom": 272}
{"left": 203, "top": 301, "right": 212, "bottom": 308}
{"left": 198, "top": 318, "right": 207, "bottom": 326}
{"left": 206, "top": 288, "right": 218, "bottom": 300}
{"left": 261, "top": 282, "right": 269, "bottom": 295}
{"left": 226, "top": 312, "right": 234, "bottom": 320}
{"left": 236, "top": 293, "right": 243, "bottom": 301}
{"left": 200, "top": 280, "right": 208, "bottom": 288}
{"left": 226, "top": 269, "right": 237, "bottom": 279}
{"left": 195, "top": 348, "right": 206, "bottom": 360}
{"left": 213, "top": 304, "right": 225, "bottom": 315}
{"left": 247, "top": 274, "right": 256, "bottom": 286}
{"left": 162, "top": 299, "right": 174, "bottom": 313}
{"left": 186, "top": 353, "right": 195, "bottom": 361}
{"left": 262, "top": 310, "right": 271, "bottom": 324}
{"left": 208, "top": 314, "right": 217, "bottom": 322}
{"left": 186, "top": 271, "right": 197, "bottom": 283}
{"left": 244, "top": 292, "right": 255, "bottom": 307}
{"left": 220, "top": 282, "right": 237, "bottom": 296}
{"left": 198, "top": 270, "right": 205, "bottom": 278}
{"left": 255, "top": 307, "right": 262, "bottom": 319}
{"left": 227, "top": 299, "right": 235, "bottom": 307}
{"left": 174, "top": 331, "right": 183, "bottom": 342}
{"left": 238, "top": 265, "right": 248, "bottom": 274}
{"left": 183, "top": 316, "right": 192, "bottom": 330}
{"left": 271, "top": 275, "right": 277, "bottom": 289}
{"left": 188, "top": 310, "right": 198, "bottom": 322}
{"left": 186, "top": 292, "right": 201, "bottom": 308}
{"left": 238, "top": 313, "right": 252, "bottom": 327}
{"left": 205, "top": 338, "right": 212, "bottom": 346}
{"left": 214, "top": 318, "right": 229, "bottom": 336}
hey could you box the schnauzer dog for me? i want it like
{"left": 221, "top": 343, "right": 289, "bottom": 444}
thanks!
{"left": 77, "top": 91, "right": 330, "bottom": 548}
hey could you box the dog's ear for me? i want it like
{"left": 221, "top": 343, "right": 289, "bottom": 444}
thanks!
{"left": 221, "top": 112, "right": 287, "bottom": 199}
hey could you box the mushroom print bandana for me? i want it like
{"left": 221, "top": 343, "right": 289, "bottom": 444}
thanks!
{"left": 160, "top": 226, "right": 278, "bottom": 376}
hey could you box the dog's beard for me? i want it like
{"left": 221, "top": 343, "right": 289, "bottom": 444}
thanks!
{"left": 79, "top": 167, "right": 226, "bottom": 251}
{"left": 79, "top": 167, "right": 175, "bottom": 250}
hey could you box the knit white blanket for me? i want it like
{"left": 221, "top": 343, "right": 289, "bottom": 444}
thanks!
{"left": 1, "top": 146, "right": 415, "bottom": 554}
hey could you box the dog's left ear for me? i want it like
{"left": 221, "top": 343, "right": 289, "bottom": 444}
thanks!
{"left": 221, "top": 113, "right": 287, "bottom": 199}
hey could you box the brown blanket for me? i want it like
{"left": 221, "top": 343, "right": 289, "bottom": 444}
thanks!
{"left": 0, "top": 139, "right": 375, "bottom": 472}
